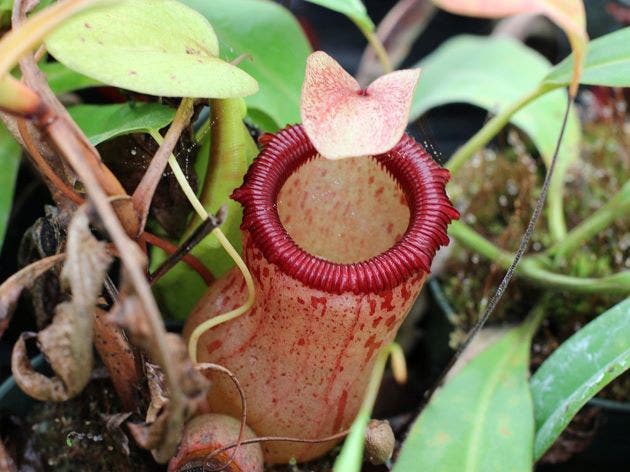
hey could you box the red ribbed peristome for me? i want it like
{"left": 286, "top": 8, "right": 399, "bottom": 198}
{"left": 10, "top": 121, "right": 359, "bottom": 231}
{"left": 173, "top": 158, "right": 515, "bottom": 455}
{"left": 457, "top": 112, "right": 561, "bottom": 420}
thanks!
{"left": 231, "top": 124, "right": 459, "bottom": 294}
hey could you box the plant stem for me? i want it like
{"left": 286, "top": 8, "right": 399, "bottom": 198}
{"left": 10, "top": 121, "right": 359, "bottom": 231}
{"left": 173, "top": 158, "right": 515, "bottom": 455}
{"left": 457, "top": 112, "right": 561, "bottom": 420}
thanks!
{"left": 353, "top": 19, "right": 392, "bottom": 74}
{"left": 449, "top": 220, "right": 630, "bottom": 295}
{"left": 445, "top": 81, "right": 572, "bottom": 242}
{"left": 132, "top": 98, "right": 194, "bottom": 232}
{"left": 0, "top": 76, "right": 41, "bottom": 115}
{"left": 333, "top": 343, "right": 402, "bottom": 471}
{"left": 446, "top": 85, "right": 547, "bottom": 175}
{"left": 449, "top": 221, "right": 515, "bottom": 267}
{"left": 148, "top": 130, "right": 256, "bottom": 363}
{"left": 546, "top": 179, "right": 630, "bottom": 259}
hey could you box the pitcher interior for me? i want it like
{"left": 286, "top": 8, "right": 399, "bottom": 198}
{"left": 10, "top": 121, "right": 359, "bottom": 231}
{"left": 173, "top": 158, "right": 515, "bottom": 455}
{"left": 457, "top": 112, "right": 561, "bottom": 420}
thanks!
{"left": 277, "top": 155, "right": 410, "bottom": 264}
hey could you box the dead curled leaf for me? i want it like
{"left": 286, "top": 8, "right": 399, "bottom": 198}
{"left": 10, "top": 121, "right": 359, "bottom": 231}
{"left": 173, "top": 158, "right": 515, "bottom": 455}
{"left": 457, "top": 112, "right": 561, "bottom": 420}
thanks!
{"left": 125, "top": 334, "right": 209, "bottom": 461}
{"left": 301, "top": 51, "right": 420, "bottom": 160}
{"left": 145, "top": 362, "right": 169, "bottom": 424}
{"left": 110, "top": 270, "right": 210, "bottom": 462}
{"left": 101, "top": 412, "right": 133, "bottom": 456}
{"left": 93, "top": 307, "right": 140, "bottom": 411}
{"left": 11, "top": 207, "right": 112, "bottom": 402}
{"left": 0, "top": 253, "right": 65, "bottom": 338}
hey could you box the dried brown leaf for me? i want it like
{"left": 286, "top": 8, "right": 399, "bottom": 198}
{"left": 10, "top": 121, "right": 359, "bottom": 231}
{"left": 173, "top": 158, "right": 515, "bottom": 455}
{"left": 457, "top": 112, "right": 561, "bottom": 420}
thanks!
{"left": 94, "top": 307, "right": 139, "bottom": 411}
{"left": 108, "top": 256, "right": 209, "bottom": 462}
{"left": 128, "top": 337, "right": 209, "bottom": 462}
{"left": 101, "top": 412, "right": 133, "bottom": 456}
{"left": 11, "top": 208, "right": 112, "bottom": 401}
{"left": 145, "top": 362, "right": 168, "bottom": 424}
{"left": 12, "top": 332, "right": 67, "bottom": 401}
{"left": 127, "top": 411, "right": 170, "bottom": 451}
{"left": 60, "top": 210, "right": 112, "bottom": 310}
{"left": 0, "top": 253, "right": 65, "bottom": 337}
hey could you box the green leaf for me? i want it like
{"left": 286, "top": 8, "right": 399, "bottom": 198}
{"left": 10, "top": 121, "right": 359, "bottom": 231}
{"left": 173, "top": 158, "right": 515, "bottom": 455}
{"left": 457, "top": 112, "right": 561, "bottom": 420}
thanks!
{"left": 411, "top": 35, "right": 580, "bottom": 171}
{"left": 431, "top": 0, "right": 587, "bottom": 96}
{"left": 412, "top": 35, "right": 580, "bottom": 240}
{"left": 531, "top": 297, "right": 630, "bottom": 460}
{"left": 544, "top": 27, "right": 630, "bottom": 88}
{"left": 334, "top": 409, "right": 370, "bottom": 471}
{"left": 246, "top": 108, "right": 279, "bottom": 133}
{"left": 45, "top": 0, "right": 258, "bottom": 98}
{"left": 0, "top": 0, "right": 12, "bottom": 27}
{"left": 40, "top": 61, "right": 101, "bottom": 95}
{"left": 68, "top": 103, "right": 176, "bottom": 145}
{"left": 0, "top": 123, "right": 21, "bottom": 251}
{"left": 182, "top": 0, "right": 311, "bottom": 128}
{"left": 305, "top": 0, "right": 374, "bottom": 31}
{"left": 394, "top": 310, "right": 543, "bottom": 472}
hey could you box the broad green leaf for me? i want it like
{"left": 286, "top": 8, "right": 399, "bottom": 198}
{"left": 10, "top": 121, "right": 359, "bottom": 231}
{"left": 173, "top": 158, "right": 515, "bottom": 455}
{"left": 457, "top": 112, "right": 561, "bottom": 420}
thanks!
{"left": 45, "top": 0, "right": 258, "bottom": 98}
{"left": 0, "top": 123, "right": 21, "bottom": 251}
{"left": 182, "top": 0, "right": 311, "bottom": 128}
{"left": 431, "top": 0, "right": 587, "bottom": 95}
{"left": 531, "top": 297, "right": 630, "bottom": 460}
{"left": 68, "top": 103, "right": 175, "bottom": 145}
{"left": 412, "top": 35, "right": 580, "bottom": 240}
{"left": 40, "top": 61, "right": 101, "bottom": 95}
{"left": 544, "top": 27, "right": 630, "bottom": 88}
{"left": 247, "top": 108, "right": 279, "bottom": 133}
{"left": 305, "top": 0, "right": 374, "bottom": 31}
{"left": 394, "top": 311, "right": 543, "bottom": 472}
{"left": 411, "top": 35, "right": 580, "bottom": 171}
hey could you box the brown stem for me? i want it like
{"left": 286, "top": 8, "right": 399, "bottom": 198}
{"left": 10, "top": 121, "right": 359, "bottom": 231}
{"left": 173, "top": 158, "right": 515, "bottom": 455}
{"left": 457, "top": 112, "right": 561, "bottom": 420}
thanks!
{"left": 132, "top": 97, "right": 194, "bottom": 235}
{"left": 94, "top": 307, "right": 140, "bottom": 411}
{"left": 196, "top": 363, "right": 247, "bottom": 472}
{"left": 12, "top": 1, "right": 139, "bottom": 236}
{"left": 12, "top": 1, "right": 188, "bottom": 461}
{"left": 17, "top": 118, "right": 83, "bottom": 205}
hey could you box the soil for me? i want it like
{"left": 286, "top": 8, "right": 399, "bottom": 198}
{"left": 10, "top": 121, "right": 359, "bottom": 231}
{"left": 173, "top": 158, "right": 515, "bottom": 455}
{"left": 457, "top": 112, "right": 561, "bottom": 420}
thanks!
{"left": 1, "top": 376, "right": 155, "bottom": 471}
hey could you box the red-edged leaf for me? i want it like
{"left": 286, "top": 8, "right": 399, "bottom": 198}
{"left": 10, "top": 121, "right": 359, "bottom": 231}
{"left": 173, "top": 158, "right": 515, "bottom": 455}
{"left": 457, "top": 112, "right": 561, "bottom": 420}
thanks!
{"left": 432, "top": 0, "right": 587, "bottom": 95}
{"left": 301, "top": 51, "right": 420, "bottom": 159}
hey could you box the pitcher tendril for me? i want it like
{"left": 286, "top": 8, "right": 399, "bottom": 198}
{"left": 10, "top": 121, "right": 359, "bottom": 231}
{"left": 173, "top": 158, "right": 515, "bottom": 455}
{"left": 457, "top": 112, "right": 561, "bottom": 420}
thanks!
{"left": 148, "top": 129, "right": 256, "bottom": 364}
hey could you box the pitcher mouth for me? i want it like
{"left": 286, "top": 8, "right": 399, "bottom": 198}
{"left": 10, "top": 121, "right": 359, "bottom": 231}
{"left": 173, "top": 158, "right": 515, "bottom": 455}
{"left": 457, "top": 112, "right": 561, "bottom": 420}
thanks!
{"left": 231, "top": 124, "right": 459, "bottom": 295}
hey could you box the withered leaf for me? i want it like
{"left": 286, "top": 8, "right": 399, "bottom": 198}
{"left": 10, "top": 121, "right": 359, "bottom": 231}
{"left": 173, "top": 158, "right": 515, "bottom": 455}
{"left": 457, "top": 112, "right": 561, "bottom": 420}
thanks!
{"left": 108, "top": 256, "right": 210, "bottom": 462}
{"left": 12, "top": 208, "right": 112, "bottom": 401}
{"left": 127, "top": 411, "right": 170, "bottom": 451}
{"left": 0, "top": 254, "right": 65, "bottom": 338}
{"left": 145, "top": 362, "right": 168, "bottom": 424}
{"left": 93, "top": 307, "right": 139, "bottom": 411}
{"left": 101, "top": 412, "right": 133, "bottom": 456}
{"left": 60, "top": 209, "right": 113, "bottom": 312}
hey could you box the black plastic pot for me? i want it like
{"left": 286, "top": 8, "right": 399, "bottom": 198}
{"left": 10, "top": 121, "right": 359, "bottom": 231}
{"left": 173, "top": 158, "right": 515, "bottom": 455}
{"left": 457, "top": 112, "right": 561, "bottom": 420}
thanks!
{"left": 0, "top": 354, "right": 45, "bottom": 418}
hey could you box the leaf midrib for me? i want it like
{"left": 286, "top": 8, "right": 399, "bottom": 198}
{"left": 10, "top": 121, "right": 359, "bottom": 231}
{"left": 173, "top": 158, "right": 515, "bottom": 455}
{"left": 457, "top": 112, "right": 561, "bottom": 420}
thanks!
{"left": 464, "top": 331, "right": 530, "bottom": 472}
